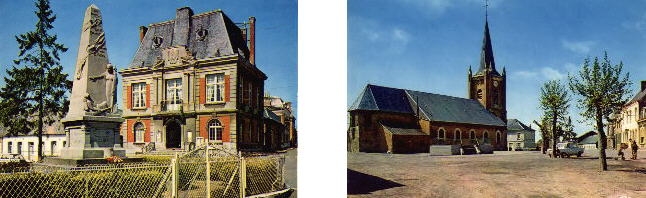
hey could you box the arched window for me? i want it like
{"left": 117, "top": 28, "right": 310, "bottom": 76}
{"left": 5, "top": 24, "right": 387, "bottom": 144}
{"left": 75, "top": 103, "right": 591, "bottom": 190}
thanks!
{"left": 496, "top": 131, "right": 502, "bottom": 144}
{"left": 483, "top": 131, "right": 489, "bottom": 143}
{"left": 208, "top": 119, "right": 223, "bottom": 141}
{"left": 438, "top": 128, "right": 445, "bottom": 139}
{"left": 454, "top": 129, "right": 462, "bottom": 140}
{"left": 470, "top": 130, "right": 476, "bottom": 140}
{"left": 134, "top": 122, "right": 144, "bottom": 143}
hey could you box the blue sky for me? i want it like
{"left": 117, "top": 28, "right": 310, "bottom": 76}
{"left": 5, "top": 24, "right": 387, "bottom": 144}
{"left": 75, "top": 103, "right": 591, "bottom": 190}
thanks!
{"left": 0, "top": 0, "right": 297, "bottom": 116}
{"left": 348, "top": 0, "right": 646, "bottom": 138}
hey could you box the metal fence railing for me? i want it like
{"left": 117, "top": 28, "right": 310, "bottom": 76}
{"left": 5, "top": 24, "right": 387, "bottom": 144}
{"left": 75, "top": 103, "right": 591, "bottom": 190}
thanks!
{"left": 0, "top": 145, "right": 288, "bottom": 198}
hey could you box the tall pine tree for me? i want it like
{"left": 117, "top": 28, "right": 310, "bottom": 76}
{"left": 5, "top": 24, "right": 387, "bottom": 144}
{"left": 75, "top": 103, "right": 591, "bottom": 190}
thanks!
{"left": 0, "top": 0, "right": 70, "bottom": 161}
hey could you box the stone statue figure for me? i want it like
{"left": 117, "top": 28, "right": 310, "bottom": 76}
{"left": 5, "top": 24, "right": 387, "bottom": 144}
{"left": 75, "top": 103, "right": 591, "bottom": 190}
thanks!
{"left": 89, "top": 63, "right": 117, "bottom": 112}
{"left": 83, "top": 93, "right": 109, "bottom": 115}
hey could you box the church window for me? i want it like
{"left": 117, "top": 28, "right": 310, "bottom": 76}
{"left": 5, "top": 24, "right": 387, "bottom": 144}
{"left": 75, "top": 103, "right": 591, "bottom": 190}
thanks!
{"left": 438, "top": 128, "right": 445, "bottom": 139}
{"left": 496, "top": 131, "right": 502, "bottom": 143}
{"left": 470, "top": 130, "right": 476, "bottom": 139}
{"left": 483, "top": 131, "right": 489, "bottom": 143}
{"left": 206, "top": 74, "right": 225, "bottom": 103}
{"left": 132, "top": 83, "right": 146, "bottom": 108}
{"left": 454, "top": 129, "right": 461, "bottom": 140}
{"left": 134, "top": 122, "right": 145, "bottom": 143}
{"left": 208, "top": 119, "right": 223, "bottom": 141}
{"left": 166, "top": 78, "right": 183, "bottom": 110}
{"left": 477, "top": 89, "right": 483, "bottom": 99}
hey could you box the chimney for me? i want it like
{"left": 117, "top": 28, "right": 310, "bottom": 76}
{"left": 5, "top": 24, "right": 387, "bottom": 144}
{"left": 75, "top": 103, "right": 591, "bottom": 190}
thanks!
{"left": 139, "top": 26, "right": 148, "bottom": 43}
{"left": 173, "top": 7, "right": 193, "bottom": 46}
{"left": 642, "top": 80, "right": 646, "bottom": 92}
{"left": 249, "top": 16, "right": 256, "bottom": 65}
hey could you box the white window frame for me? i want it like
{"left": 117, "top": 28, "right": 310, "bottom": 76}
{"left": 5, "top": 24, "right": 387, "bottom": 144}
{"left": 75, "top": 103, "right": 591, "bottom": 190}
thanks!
{"left": 132, "top": 83, "right": 146, "bottom": 108}
{"left": 208, "top": 119, "right": 223, "bottom": 141}
{"left": 134, "top": 122, "right": 145, "bottom": 143}
{"left": 7, "top": 142, "right": 12, "bottom": 154}
{"left": 438, "top": 128, "right": 446, "bottom": 139}
{"left": 206, "top": 74, "right": 225, "bottom": 103}
{"left": 166, "top": 78, "right": 183, "bottom": 110}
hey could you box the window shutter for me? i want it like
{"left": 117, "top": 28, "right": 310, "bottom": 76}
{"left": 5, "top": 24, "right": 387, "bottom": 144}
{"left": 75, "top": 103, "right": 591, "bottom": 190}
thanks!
{"left": 144, "top": 119, "right": 151, "bottom": 142}
{"left": 126, "top": 86, "right": 132, "bottom": 110}
{"left": 145, "top": 84, "right": 151, "bottom": 108}
{"left": 199, "top": 78, "right": 206, "bottom": 104}
{"left": 200, "top": 116, "right": 210, "bottom": 139}
{"left": 224, "top": 75, "right": 230, "bottom": 102}
{"left": 220, "top": 115, "right": 231, "bottom": 142}
{"left": 126, "top": 119, "right": 134, "bottom": 142}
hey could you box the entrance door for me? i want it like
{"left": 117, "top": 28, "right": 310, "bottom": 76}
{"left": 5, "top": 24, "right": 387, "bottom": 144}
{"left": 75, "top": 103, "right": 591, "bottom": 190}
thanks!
{"left": 166, "top": 121, "right": 181, "bottom": 149}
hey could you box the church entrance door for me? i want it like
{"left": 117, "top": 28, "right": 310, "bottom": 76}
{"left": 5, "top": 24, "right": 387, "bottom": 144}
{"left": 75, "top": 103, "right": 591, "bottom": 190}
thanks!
{"left": 166, "top": 121, "right": 181, "bottom": 149}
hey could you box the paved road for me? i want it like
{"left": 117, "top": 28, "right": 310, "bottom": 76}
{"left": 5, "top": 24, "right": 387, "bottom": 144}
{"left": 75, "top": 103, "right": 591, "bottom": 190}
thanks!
{"left": 348, "top": 150, "right": 646, "bottom": 197}
{"left": 283, "top": 148, "right": 297, "bottom": 197}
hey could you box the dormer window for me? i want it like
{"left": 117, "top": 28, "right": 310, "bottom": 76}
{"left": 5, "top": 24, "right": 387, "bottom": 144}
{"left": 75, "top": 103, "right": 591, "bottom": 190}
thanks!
{"left": 152, "top": 36, "right": 163, "bottom": 48}
{"left": 196, "top": 27, "right": 208, "bottom": 41}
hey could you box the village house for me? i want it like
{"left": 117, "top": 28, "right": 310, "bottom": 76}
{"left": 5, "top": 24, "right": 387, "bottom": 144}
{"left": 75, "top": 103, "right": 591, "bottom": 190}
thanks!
{"left": 506, "top": 119, "right": 536, "bottom": 151}
{"left": 610, "top": 81, "right": 646, "bottom": 149}
{"left": 1, "top": 123, "right": 66, "bottom": 162}
{"left": 264, "top": 95, "right": 297, "bottom": 148}
{"left": 119, "top": 7, "right": 267, "bottom": 153}
{"left": 347, "top": 17, "right": 507, "bottom": 154}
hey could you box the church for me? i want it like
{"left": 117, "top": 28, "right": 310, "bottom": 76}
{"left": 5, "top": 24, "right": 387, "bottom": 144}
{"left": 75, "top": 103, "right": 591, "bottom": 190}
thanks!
{"left": 348, "top": 18, "right": 508, "bottom": 154}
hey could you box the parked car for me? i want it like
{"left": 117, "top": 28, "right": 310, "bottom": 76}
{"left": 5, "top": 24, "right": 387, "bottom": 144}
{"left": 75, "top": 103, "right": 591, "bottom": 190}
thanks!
{"left": 547, "top": 142, "right": 584, "bottom": 158}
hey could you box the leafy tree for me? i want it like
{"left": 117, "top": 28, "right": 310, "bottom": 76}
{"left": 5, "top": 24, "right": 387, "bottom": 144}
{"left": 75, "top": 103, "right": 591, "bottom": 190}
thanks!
{"left": 0, "top": 0, "right": 70, "bottom": 161}
{"left": 538, "top": 80, "right": 570, "bottom": 158}
{"left": 568, "top": 52, "right": 631, "bottom": 171}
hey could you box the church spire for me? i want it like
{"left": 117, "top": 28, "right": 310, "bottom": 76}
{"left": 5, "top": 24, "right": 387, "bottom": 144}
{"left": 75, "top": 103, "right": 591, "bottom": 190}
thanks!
{"left": 477, "top": 2, "right": 499, "bottom": 76}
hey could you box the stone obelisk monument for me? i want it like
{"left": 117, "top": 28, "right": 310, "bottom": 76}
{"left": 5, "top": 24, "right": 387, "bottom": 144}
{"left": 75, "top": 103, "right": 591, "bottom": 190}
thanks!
{"left": 59, "top": 4, "right": 125, "bottom": 160}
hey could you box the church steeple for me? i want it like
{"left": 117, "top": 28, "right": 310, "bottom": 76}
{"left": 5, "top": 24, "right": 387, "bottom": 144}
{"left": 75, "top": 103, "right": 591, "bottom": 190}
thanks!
{"left": 468, "top": 1, "right": 507, "bottom": 122}
{"left": 478, "top": 19, "right": 499, "bottom": 76}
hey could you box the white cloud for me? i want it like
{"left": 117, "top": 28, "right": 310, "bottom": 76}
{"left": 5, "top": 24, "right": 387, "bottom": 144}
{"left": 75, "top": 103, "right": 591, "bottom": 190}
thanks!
{"left": 392, "top": 28, "right": 410, "bottom": 43}
{"left": 561, "top": 40, "right": 596, "bottom": 54}
{"left": 512, "top": 71, "right": 538, "bottom": 78}
{"left": 540, "top": 67, "right": 566, "bottom": 80}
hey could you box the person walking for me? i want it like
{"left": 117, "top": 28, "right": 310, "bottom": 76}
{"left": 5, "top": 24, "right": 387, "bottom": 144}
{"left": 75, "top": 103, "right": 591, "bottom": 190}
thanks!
{"left": 630, "top": 139, "right": 639, "bottom": 160}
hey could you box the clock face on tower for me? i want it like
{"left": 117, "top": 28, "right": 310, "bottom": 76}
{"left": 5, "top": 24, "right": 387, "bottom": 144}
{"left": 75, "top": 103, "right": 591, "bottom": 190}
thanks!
{"left": 493, "top": 81, "right": 499, "bottom": 87}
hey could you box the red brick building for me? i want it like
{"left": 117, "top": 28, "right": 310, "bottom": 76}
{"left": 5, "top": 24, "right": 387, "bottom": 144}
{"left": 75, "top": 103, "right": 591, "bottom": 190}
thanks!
{"left": 119, "top": 7, "right": 266, "bottom": 153}
{"left": 347, "top": 18, "right": 508, "bottom": 154}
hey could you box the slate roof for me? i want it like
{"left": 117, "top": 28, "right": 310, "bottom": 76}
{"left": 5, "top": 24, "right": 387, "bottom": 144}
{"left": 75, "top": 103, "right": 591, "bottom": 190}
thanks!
{"left": 349, "top": 84, "right": 506, "bottom": 127}
{"left": 349, "top": 84, "right": 413, "bottom": 113}
{"left": 576, "top": 131, "right": 598, "bottom": 145}
{"left": 507, "top": 119, "right": 534, "bottom": 132}
{"left": 129, "top": 8, "right": 249, "bottom": 68}
{"left": 578, "top": 135, "right": 598, "bottom": 145}
{"left": 263, "top": 109, "right": 281, "bottom": 123}
{"left": 381, "top": 123, "right": 426, "bottom": 136}
{"left": 627, "top": 89, "right": 646, "bottom": 105}
{"left": 476, "top": 20, "right": 500, "bottom": 76}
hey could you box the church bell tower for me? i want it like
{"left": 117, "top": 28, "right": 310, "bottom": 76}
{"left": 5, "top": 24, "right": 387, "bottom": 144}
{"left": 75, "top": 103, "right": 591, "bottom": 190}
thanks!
{"left": 468, "top": 13, "right": 507, "bottom": 122}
